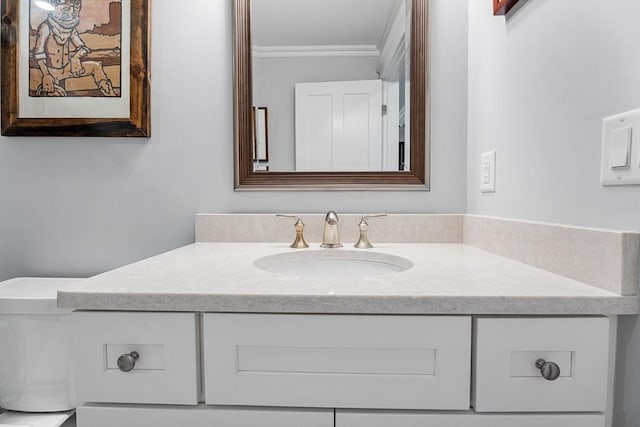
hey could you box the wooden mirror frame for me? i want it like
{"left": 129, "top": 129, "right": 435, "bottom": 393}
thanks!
{"left": 234, "top": 0, "right": 429, "bottom": 190}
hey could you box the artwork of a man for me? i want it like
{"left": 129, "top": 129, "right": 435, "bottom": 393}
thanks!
{"left": 30, "top": 0, "right": 122, "bottom": 97}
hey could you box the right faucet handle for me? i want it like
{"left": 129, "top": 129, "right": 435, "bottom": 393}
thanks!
{"left": 354, "top": 214, "right": 387, "bottom": 249}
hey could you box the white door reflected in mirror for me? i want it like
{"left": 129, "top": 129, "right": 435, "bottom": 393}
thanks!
{"left": 295, "top": 80, "right": 384, "bottom": 172}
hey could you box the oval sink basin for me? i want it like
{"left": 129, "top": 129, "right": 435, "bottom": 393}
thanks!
{"left": 254, "top": 250, "right": 413, "bottom": 278}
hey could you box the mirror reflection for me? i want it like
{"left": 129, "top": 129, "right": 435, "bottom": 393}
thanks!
{"left": 251, "top": 0, "right": 412, "bottom": 173}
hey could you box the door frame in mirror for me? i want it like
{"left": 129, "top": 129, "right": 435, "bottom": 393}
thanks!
{"left": 233, "top": 0, "right": 429, "bottom": 190}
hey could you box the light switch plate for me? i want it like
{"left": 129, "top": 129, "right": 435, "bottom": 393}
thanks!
{"left": 481, "top": 150, "right": 496, "bottom": 193}
{"left": 602, "top": 109, "right": 640, "bottom": 186}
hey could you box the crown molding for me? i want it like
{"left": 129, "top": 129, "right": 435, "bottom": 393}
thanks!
{"left": 253, "top": 45, "right": 380, "bottom": 58}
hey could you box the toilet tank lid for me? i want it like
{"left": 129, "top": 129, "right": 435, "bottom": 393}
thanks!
{"left": 0, "top": 277, "right": 83, "bottom": 314}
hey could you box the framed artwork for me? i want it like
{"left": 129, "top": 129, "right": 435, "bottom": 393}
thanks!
{"left": 1, "top": 0, "right": 150, "bottom": 136}
{"left": 493, "top": 0, "right": 520, "bottom": 15}
{"left": 252, "top": 106, "right": 268, "bottom": 162}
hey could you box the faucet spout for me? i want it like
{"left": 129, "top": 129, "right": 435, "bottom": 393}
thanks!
{"left": 321, "top": 211, "right": 343, "bottom": 248}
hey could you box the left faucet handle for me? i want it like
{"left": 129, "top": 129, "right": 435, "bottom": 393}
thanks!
{"left": 276, "top": 214, "right": 310, "bottom": 249}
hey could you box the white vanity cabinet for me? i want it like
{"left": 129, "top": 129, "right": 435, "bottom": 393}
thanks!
{"left": 60, "top": 217, "right": 635, "bottom": 426}
{"left": 71, "top": 312, "right": 614, "bottom": 427}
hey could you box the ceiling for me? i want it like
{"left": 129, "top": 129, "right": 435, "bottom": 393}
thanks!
{"left": 252, "top": 0, "right": 403, "bottom": 48}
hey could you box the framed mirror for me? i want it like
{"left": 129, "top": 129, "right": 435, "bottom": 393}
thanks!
{"left": 234, "top": 0, "right": 428, "bottom": 190}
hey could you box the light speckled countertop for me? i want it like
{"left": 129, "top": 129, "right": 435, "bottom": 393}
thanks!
{"left": 57, "top": 243, "right": 639, "bottom": 314}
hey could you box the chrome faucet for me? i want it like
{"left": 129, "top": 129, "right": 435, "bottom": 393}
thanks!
{"left": 321, "top": 211, "right": 343, "bottom": 248}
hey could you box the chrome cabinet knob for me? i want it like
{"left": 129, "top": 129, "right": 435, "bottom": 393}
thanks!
{"left": 535, "top": 358, "right": 560, "bottom": 381}
{"left": 117, "top": 351, "right": 140, "bottom": 373}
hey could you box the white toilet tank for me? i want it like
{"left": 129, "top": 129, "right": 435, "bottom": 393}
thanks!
{"left": 0, "top": 277, "right": 80, "bottom": 412}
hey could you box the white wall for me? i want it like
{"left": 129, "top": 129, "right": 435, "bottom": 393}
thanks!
{"left": 466, "top": 1, "right": 640, "bottom": 426}
{"left": 467, "top": 0, "right": 640, "bottom": 230}
{"left": 0, "top": 0, "right": 468, "bottom": 281}
{"left": 253, "top": 56, "right": 380, "bottom": 171}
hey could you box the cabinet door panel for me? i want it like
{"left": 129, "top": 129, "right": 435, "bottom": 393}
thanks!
{"left": 77, "top": 404, "right": 334, "bottom": 427}
{"left": 203, "top": 314, "right": 471, "bottom": 410}
{"left": 336, "top": 409, "right": 605, "bottom": 427}
{"left": 474, "top": 317, "right": 609, "bottom": 412}
{"left": 72, "top": 312, "right": 199, "bottom": 405}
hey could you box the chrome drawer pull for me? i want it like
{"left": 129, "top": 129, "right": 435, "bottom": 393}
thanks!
{"left": 535, "top": 358, "right": 560, "bottom": 381}
{"left": 117, "top": 351, "right": 140, "bottom": 373}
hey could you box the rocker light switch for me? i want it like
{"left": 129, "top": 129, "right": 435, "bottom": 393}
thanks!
{"left": 609, "top": 127, "right": 631, "bottom": 169}
{"left": 601, "top": 109, "right": 640, "bottom": 186}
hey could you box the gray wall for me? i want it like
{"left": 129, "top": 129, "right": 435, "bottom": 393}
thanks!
{"left": 0, "top": 0, "right": 468, "bottom": 281}
{"left": 465, "top": 1, "right": 640, "bottom": 426}
{"left": 253, "top": 56, "right": 380, "bottom": 171}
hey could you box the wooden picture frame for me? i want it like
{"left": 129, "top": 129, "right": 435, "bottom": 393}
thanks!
{"left": 493, "top": 0, "right": 520, "bottom": 15}
{"left": 1, "top": 0, "right": 150, "bottom": 137}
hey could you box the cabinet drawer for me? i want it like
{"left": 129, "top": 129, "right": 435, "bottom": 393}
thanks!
{"left": 77, "top": 404, "right": 333, "bottom": 427}
{"left": 473, "top": 317, "right": 610, "bottom": 412}
{"left": 72, "top": 312, "right": 199, "bottom": 405}
{"left": 336, "top": 410, "right": 605, "bottom": 427}
{"left": 203, "top": 314, "right": 471, "bottom": 410}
